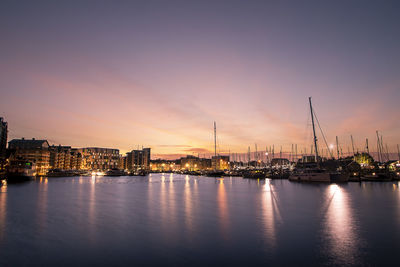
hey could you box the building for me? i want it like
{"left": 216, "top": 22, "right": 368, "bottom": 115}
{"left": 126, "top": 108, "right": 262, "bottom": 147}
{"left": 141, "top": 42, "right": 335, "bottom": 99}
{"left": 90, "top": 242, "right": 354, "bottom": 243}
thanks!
{"left": 8, "top": 138, "right": 51, "bottom": 176}
{"left": 211, "top": 155, "right": 230, "bottom": 170}
{"left": 81, "top": 147, "right": 120, "bottom": 170}
{"left": 125, "top": 148, "right": 151, "bottom": 171}
{"left": 150, "top": 159, "right": 178, "bottom": 172}
{"left": 0, "top": 117, "right": 7, "bottom": 173}
{"left": 70, "top": 148, "right": 83, "bottom": 170}
{"left": 49, "top": 145, "right": 72, "bottom": 170}
{"left": 180, "top": 155, "right": 211, "bottom": 171}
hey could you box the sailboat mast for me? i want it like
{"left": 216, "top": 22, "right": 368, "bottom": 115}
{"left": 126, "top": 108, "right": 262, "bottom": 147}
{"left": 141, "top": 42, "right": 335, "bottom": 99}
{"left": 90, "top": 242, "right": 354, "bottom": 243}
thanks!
{"left": 309, "top": 97, "right": 319, "bottom": 163}
{"left": 336, "top": 136, "right": 340, "bottom": 160}
{"left": 376, "top": 131, "right": 381, "bottom": 162}
{"left": 397, "top": 144, "right": 400, "bottom": 161}
{"left": 214, "top": 121, "right": 217, "bottom": 158}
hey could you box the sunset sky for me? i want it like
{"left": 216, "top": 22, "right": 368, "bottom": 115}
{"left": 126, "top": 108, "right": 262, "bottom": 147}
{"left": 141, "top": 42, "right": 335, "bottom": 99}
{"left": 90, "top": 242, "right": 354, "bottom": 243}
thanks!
{"left": 1, "top": 1, "right": 399, "bottom": 158}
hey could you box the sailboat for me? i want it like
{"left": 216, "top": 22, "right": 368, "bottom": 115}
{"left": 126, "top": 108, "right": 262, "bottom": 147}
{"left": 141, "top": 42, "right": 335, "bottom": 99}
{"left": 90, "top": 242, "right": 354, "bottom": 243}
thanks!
{"left": 207, "top": 122, "right": 225, "bottom": 177}
{"left": 289, "top": 97, "right": 348, "bottom": 183}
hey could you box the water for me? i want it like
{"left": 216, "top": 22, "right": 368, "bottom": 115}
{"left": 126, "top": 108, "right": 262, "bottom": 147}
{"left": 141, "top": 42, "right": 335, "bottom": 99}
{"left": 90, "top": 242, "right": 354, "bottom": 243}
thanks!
{"left": 1, "top": 174, "right": 400, "bottom": 266}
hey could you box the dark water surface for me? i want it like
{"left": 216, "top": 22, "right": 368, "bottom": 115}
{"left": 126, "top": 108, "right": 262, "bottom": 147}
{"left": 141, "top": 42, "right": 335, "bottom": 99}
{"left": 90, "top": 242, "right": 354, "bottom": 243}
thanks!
{"left": 1, "top": 174, "right": 400, "bottom": 266}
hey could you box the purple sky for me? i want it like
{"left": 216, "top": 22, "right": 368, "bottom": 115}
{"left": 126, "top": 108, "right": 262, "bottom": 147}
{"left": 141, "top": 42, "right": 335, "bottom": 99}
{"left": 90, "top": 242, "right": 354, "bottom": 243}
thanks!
{"left": 1, "top": 0, "right": 399, "bottom": 158}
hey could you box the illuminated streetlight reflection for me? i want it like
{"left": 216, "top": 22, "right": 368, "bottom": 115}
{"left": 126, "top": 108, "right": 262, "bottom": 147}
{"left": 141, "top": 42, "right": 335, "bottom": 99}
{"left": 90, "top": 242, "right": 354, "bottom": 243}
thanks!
{"left": 323, "top": 184, "right": 358, "bottom": 265}
{"left": 260, "top": 179, "right": 281, "bottom": 249}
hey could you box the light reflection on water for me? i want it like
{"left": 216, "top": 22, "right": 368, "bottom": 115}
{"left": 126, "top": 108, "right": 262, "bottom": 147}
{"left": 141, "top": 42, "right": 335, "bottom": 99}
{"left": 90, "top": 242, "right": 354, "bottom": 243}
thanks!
{"left": 261, "top": 179, "right": 281, "bottom": 249}
{"left": 184, "top": 175, "right": 194, "bottom": 237}
{"left": 322, "top": 184, "right": 359, "bottom": 265}
{"left": 0, "top": 180, "right": 7, "bottom": 241}
{"left": 0, "top": 174, "right": 400, "bottom": 266}
{"left": 217, "top": 178, "right": 230, "bottom": 240}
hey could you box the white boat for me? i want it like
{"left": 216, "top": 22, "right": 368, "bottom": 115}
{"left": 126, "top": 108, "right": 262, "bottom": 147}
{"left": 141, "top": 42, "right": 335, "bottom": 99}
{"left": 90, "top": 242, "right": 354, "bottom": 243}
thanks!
{"left": 289, "top": 168, "right": 348, "bottom": 182}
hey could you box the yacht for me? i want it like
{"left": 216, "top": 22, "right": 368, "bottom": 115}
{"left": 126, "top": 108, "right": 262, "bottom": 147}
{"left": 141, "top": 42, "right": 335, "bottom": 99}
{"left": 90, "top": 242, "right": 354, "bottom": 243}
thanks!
{"left": 289, "top": 97, "right": 348, "bottom": 183}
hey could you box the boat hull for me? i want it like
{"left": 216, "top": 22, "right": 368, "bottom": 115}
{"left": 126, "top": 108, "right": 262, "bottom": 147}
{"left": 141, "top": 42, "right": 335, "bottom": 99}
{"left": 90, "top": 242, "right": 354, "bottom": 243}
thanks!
{"left": 289, "top": 172, "right": 348, "bottom": 183}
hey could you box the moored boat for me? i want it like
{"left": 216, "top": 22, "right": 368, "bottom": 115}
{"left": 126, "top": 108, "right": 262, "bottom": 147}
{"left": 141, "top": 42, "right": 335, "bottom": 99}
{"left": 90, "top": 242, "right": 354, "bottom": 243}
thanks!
{"left": 288, "top": 97, "right": 348, "bottom": 183}
{"left": 6, "top": 159, "right": 37, "bottom": 181}
{"left": 289, "top": 168, "right": 348, "bottom": 182}
{"left": 105, "top": 168, "right": 127, "bottom": 176}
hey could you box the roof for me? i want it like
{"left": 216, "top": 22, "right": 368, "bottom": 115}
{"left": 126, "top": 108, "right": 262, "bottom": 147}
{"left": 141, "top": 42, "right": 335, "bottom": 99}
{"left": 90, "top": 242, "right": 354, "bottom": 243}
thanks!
{"left": 8, "top": 138, "right": 50, "bottom": 150}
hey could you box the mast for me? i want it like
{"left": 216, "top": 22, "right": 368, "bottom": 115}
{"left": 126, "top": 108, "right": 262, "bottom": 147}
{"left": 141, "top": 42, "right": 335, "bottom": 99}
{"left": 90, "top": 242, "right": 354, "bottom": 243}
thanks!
{"left": 272, "top": 145, "right": 275, "bottom": 159}
{"left": 366, "top": 138, "right": 369, "bottom": 154}
{"left": 397, "top": 144, "right": 400, "bottom": 161}
{"left": 351, "top": 135, "right": 355, "bottom": 156}
{"left": 376, "top": 131, "right": 381, "bottom": 162}
{"left": 336, "top": 136, "right": 340, "bottom": 160}
{"left": 214, "top": 121, "right": 217, "bottom": 158}
{"left": 255, "top": 143, "right": 258, "bottom": 167}
{"left": 309, "top": 97, "right": 319, "bottom": 164}
{"left": 248, "top": 146, "right": 251, "bottom": 166}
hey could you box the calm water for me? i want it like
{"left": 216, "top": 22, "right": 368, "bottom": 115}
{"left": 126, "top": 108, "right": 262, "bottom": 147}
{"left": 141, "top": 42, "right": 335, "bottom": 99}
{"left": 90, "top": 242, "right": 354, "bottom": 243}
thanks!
{"left": 1, "top": 174, "right": 400, "bottom": 266}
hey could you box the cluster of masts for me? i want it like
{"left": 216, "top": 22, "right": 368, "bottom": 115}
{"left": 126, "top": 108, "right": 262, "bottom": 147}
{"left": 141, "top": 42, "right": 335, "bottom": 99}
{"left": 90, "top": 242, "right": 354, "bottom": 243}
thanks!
{"left": 209, "top": 97, "right": 399, "bottom": 165}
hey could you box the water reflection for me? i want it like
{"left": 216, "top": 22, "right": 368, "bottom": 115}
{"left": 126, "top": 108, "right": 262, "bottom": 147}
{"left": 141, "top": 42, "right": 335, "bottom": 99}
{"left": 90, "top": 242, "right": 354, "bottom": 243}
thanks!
{"left": 0, "top": 180, "right": 7, "bottom": 241}
{"left": 160, "top": 174, "right": 167, "bottom": 227}
{"left": 323, "top": 184, "right": 358, "bottom": 265}
{"left": 88, "top": 176, "right": 97, "bottom": 243}
{"left": 260, "top": 179, "right": 281, "bottom": 248}
{"left": 184, "top": 175, "right": 194, "bottom": 237}
{"left": 36, "top": 177, "right": 48, "bottom": 234}
{"left": 168, "top": 173, "right": 176, "bottom": 227}
{"left": 217, "top": 178, "right": 229, "bottom": 240}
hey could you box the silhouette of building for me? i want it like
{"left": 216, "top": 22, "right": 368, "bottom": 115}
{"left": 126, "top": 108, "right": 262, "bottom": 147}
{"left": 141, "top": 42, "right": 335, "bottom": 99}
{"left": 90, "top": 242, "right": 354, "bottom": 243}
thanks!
{"left": 0, "top": 117, "right": 7, "bottom": 173}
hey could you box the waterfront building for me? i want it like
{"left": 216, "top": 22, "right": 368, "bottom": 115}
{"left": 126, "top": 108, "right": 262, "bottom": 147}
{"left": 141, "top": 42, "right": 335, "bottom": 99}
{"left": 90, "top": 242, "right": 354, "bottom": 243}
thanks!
{"left": 0, "top": 117, "right": 7, "bottom": 173}
{"left": 81, "top": 147, "right": 120, "bottom": 170}
{"left": 118, "top": 155, "right": 126, "bottom": 170}
{"left": 125, "top": 148, "right": 151, "bottom": 171}
{"left": 49, "top": 145, "right": 72, "bottom": 170}
{"left": 150, "top": 159, "right": 178, "bottom": 172}
{"left": 180, "top": 155, "right": 211, "bottom": 171}
{"left": 70, "top": 148, "right": 83, "bottom": 170}
{"left": 8, "top": 138, "right": 51, "bottom": 176}
{"left": 211, "top": 155, "right": 229, "bottom": 170}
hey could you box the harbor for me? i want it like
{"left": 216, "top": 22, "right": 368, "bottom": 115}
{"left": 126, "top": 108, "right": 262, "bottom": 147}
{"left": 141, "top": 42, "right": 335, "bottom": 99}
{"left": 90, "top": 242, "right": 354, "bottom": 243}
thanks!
{"left": 2, "top": 98, "right": 399, "bottom": 183}
{"left": 1, "top": 1, "right": 400, "bottom": 265}
{"left": 2, "top": 173, "right": 400, "bottom": 266}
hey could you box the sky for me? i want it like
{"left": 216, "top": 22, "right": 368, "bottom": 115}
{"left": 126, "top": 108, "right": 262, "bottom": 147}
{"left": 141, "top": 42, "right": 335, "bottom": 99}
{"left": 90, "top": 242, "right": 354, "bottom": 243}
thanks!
{"left": 1, "top": 0, "right": 399, "bottom": 159}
